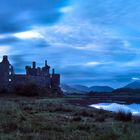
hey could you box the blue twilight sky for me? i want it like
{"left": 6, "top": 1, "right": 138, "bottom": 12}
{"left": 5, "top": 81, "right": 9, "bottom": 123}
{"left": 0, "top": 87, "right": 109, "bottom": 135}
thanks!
{"left": 0, "top": 0, "right": 140, "bottom": 87}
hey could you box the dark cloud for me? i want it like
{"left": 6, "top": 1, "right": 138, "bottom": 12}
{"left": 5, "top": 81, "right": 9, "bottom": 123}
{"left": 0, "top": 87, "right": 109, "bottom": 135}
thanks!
{"left": 9, "top": 54, "right": 30, "bottom": 72}
{"left": 0, "top": 0, "right": 69, "bottom": 33}
{"left": 0, "top": 36, "right": 19, "bottom": 44}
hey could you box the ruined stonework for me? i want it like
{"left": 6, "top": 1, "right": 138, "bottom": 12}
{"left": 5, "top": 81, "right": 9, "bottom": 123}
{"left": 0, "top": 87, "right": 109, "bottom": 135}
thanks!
{"left": 0, "top": 55, "right": 60, "bottom": 93}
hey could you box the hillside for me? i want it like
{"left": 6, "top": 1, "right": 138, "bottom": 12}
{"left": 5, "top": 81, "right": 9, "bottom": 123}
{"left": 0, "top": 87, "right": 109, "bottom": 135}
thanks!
{"left": 125, "top": 81, "right": 140, "bottom": 89}
{"left": 61, "top": 84, "right": 114, "bottom": 94}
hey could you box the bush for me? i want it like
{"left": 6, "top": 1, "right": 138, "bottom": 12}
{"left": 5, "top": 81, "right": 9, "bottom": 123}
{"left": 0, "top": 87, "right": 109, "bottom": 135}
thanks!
{"left": 74, "top": 110, "right": 93, "bottom": 117}
{"left": 133, "top": 116, "right": 140, "bottom": 123}
{"left": 72, "top": 116, "right": 82, "bottom": 122}
{"left": 0, "top": 88, "right": 8, "bottom": 94}
{"left": 14, "top": 83, "right": 39, "bottom": 96}
{"left": 115, "top": 110, "right": 132, "bottom": 122}
{"left": 95, "top": 116, "right": 105, "bottom": 122}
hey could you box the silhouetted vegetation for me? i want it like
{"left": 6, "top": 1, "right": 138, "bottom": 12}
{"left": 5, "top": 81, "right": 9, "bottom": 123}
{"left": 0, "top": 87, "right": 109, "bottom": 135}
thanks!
{"left": 95, "top": 116, "right": 105, "bottom": 122}
{"left": 72, "top": 116, "right": 82, "bottom": 121}
{"left": 115, "top": 110, "right": 132, "bottom": 122}
{"left": 74, "top": 110, "right": 94, "bottom": 117}
{"left": 0, "top": 88, "right": 8, "bottom": 94}
{"left": 14, "top": 83, "right": 39, "bottom": 96}
{"left": 87, "top": 88, "right": 140, "bottom": 95}
{"left": 13, "top": 83, "right": 62, "bottom": 97}
{"left": 113, "top": 88, "right": 140, "bottom": 93}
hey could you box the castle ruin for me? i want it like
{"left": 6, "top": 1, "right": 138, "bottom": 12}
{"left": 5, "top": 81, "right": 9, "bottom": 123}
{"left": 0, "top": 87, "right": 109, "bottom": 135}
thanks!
{"left": 0, "top": 55, "right": 60, "bottom": 93}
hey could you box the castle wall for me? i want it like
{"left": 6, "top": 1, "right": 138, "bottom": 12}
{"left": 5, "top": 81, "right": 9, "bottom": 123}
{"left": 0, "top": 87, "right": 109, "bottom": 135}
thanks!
{"left": 10, "top": 75, "right": 28, "bottom": 87}
{"left": 10, "top": 75, "right": 51, "bottom": 88}
{"left": 51, "top": 74, "right": 60, "bottom": 89}
{"left": 27, "top": 75, "right": 51, "bottom": 88}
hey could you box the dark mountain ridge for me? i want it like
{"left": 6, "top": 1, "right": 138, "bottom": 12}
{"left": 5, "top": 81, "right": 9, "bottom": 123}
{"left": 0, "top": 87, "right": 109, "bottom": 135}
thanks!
{"left": 61, "top": 84, "right": 114, "bottom": 94}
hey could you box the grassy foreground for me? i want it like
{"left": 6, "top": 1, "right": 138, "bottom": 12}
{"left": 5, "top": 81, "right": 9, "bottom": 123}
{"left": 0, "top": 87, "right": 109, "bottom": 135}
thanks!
{"left": 0, "top": 96, "right": 139, "bottom": 140}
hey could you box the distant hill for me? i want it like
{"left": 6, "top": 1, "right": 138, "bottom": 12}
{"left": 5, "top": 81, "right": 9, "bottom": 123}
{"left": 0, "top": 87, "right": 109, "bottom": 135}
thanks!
{"left": 61, "top": 84, "right": 114, "bottom": 94}
{"left": 89, "top": 86, "right": 114, "bottom": 92}
{"left": 112, "top": 81, "right": 140, "bottom": 93}
{"left": 61, "top": 84, "right": 82, "bottom": 94}
{"left": 124, "top": 81, "right": 140, "bottom": 89}
{"left": 70, "top": 85, "right": 89, "bottom": 92}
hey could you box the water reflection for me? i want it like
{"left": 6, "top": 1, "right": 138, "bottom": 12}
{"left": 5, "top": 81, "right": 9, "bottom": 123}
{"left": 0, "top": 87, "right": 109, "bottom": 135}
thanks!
{"left": 90, "top": 103, "right": 140, "bottom": 116}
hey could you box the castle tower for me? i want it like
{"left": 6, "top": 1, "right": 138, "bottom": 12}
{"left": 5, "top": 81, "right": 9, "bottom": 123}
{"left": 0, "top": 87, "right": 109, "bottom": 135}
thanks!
{"left": 52, "top": 68, "right": 55, "bottom": 75}
{"left": 2, "top": 55, "right": 8, "bottom": 62}
{"left": 32, "top": 61, "right": 36, "bottom": 69}
{"left": 0, "top": 55, "right": 14, "bottom": 89}
{"left": 45, "top": 60, "right": 47, "bottom": 67}
{"left": 42, "top": 60, "right": 50, "bottom": 76}
{"left": 51, "top": 68, "right": 60, "bottom": 90}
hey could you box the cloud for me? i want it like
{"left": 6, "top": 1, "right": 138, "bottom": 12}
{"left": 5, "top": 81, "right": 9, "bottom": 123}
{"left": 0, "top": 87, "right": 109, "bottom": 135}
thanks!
{"left": 14, "top": 31, "right": 43, "bottom": 39}
{"left": 24, "top": 2, "right": 140, "bottom": 87}
{"left": 0, "top": 0, "right": 70, "bottom": 34}
{"left": 0, "top": 46, "right": 11, "bottom": 56}
{"left": 74, "top": 0, "right": 140, "bottom": 26}
{"left": 132, "top": 77, "right": 140, "bottom": 81}
{"left": 0, "top": 36, "right": 19, "bottom": 45}
{"left": 9, "top": 54, "right": 36, "bottom": 72}
{"left": 85, "top": 61, "right": 105, "bottom": 66}
{"left": 0, "top": 0, "right": 140, "bottom": 87}
{"left": 59, "top": 6, "right": 73, "bottom": 13}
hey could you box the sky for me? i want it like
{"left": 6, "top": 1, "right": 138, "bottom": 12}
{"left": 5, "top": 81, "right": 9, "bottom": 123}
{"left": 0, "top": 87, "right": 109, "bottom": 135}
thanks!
{"left": 0, "top": 0, "right": 140, "bottom": 87}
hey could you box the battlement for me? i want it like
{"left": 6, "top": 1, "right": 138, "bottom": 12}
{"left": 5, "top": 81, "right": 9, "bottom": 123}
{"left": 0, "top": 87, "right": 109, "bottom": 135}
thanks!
{"left": 25, "top": 60, "right": 51, "bottom": 77}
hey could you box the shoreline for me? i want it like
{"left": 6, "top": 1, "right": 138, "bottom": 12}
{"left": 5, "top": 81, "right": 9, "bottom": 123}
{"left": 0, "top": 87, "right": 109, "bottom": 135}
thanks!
{"left": 66, "top": 93, "right": 140, "bottom": 107}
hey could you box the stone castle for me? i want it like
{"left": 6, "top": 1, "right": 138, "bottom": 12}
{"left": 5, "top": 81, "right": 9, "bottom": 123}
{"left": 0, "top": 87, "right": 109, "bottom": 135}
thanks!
{"left": 0, "top": 55, "right": 60, "bottom": 92}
